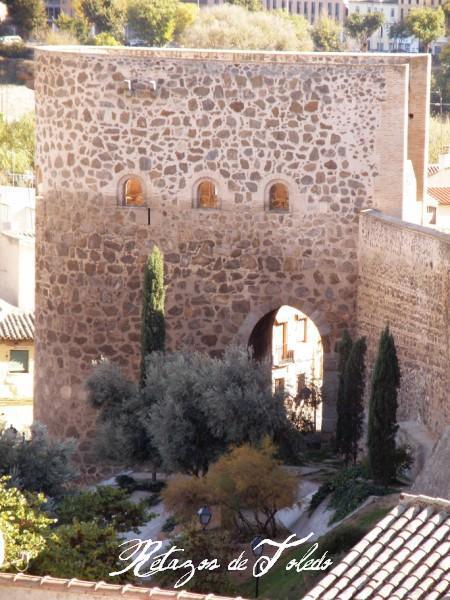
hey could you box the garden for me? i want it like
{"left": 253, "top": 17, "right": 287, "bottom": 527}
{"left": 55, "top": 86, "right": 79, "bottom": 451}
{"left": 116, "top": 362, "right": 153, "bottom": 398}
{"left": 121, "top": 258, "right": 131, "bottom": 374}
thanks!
{"left": 0, "top": 246, "right": 413, "bottom": 598}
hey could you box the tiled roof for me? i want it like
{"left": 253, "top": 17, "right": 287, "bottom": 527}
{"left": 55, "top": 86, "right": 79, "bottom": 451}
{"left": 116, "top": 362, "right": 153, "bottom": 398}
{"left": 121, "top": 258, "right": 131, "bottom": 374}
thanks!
{"left": 304, "top": 493, "right": 450, "bottom": 600}
{"left": 428, "top": 187, "right": 450, "bottom": 206}
{"left": 428, "top": 164, "right": 440, "bottom": 176}
{"left": 0, "top": 574, "right": 246, "bottom": 599}
{"left": 0, "top": 302, "right": 34, "bottom": 341}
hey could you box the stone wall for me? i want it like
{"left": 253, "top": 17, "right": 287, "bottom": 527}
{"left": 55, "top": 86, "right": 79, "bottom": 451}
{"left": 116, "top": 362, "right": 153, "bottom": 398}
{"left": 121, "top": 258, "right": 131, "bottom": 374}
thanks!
{"left": 33, "top": 47, "right": 429, "bottom": 469}
{"left": 356, "top": 209, "right": 450, "bottom": 436}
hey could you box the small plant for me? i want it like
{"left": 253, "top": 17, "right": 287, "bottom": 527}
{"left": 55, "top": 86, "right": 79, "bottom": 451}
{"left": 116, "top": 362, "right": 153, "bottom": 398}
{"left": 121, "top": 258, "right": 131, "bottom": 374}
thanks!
{"left": 0, "top": 42, "right": 32, "bottom": 58}
{"left": 161, "top": 515, "right": 178, "bottom": 534}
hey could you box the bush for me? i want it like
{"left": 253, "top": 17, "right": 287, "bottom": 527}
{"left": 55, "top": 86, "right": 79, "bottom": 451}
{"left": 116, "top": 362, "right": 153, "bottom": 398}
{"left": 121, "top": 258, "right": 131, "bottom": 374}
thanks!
{"left": 29, "top": 520, "right": 131, "bottom": 582}
{"left": 0, "top": 42, "right": 33, "bottom": 58}
{"left": 153, "top": 525, "right": 236, "bottom": 594}
{"left": 164, "top": 440, "right": 297, "bottom": 537}
{"left": 55, "top": 486, "right": 148, "bottom": 533}
{"left": 89, "top": 32, "right": 121, "bottom": 45}
{"left": 0, "top": 476, "right": 54, "bottom": 571}
{"left": 178, "top": 4, "right": 312, "bottom": 51}
{"left": 161, "top": 515, "right": 178, "bottom": 534}
{"left": 309, "top": 465, "right": 393, "bottom": 524}
{"left": 0, "top": 423, "right": 76, "bottom": 497}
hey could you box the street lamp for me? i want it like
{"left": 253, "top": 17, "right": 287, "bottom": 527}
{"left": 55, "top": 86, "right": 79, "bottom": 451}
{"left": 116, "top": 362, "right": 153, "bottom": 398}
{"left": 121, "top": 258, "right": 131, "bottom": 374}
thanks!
{"left": 197, "top": 505, "right": 212, "bottom": 531}
{"left": 251, "top": 535, "right": 265, "bottom": 598}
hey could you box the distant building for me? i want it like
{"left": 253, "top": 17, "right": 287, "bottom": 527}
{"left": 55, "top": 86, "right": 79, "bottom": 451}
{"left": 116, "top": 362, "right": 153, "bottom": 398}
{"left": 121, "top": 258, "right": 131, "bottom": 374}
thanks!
{"left": 426, "top": 147, "right": 450, "bottom": 232}
{"left": 0, "top": 299, "right": 34, "bottom": 431}
{"left": 0, "top": 186, "right": 35, "bottom": 431}
{"left": 0, "top": 186, "right": 35, "bottom": 311}
{"left": 44, "top": 0, "right": 74, "bottom": 24}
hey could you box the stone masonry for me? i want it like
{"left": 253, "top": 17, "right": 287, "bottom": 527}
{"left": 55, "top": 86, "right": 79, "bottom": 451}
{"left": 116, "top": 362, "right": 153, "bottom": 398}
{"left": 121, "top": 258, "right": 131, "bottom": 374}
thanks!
{"left": 33, "top": 47, "right": 430, "bottom": 471}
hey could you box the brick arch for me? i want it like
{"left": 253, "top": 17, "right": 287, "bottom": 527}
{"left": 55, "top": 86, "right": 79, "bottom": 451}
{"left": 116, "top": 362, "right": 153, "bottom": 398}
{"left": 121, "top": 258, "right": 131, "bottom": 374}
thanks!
{"left": 236, "top": 300, "right": 337, "bottom": 433}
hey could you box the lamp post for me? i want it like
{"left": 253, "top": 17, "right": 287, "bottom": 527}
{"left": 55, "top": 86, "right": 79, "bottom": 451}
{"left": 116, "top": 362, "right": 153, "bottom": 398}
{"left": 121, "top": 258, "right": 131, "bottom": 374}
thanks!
{"left": 251, "top": 535, "right": 264, "bottom": 599}
{"left": 197, "top": 505, "right": 212, "bottom": 531}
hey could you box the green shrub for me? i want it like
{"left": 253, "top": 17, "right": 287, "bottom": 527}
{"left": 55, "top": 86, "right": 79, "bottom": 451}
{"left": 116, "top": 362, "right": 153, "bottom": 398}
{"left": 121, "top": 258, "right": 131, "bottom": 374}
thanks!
{"left": 0, "top": 42, "right": 33, "bottom": 58}
{"left": 0, "top": 423, "right": 76, "bottom": 497}
{"left": 309, "top": 465, "right": 393, "bottom": 524}
{"left": 29, "top": 520, "right": 130, "bottom": 582}
{"left": 0, "top": 476, "right": 54, "bottom": 571}
{"left": 56, "top": 486, "right": 148, "bottom": 533}
{"left": 161, "top": 515, "right": 178, "bottom": 534}
{"left": 89, "top": 32, "right": 121, "bottom": 45}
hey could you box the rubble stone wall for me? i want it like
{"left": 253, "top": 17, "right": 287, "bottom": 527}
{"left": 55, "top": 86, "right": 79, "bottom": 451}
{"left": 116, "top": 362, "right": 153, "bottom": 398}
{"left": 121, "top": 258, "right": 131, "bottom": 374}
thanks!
{"left": 357, "top": 210, "right": 450, "bottom": 436}
{"left": 33, "top": 47, "right": 428, "bottom": 469}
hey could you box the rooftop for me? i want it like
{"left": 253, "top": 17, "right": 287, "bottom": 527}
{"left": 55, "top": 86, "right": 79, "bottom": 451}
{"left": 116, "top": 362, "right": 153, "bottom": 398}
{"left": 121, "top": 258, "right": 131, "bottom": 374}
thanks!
{"left": 0, "top": 573, "right": 246, "bottom": 600}
{"left": 428, "top": 187, "right": 450, "bottom": 206}
{"left": 0, "top": 300, "right": 34, "bottom": 342}
{"left": 303, "top": 493, "right": 450, "bottom": 600}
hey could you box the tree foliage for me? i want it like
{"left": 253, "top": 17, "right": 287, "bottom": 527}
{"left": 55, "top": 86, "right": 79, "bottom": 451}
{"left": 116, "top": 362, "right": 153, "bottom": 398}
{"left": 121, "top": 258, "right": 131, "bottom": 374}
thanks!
{"left": 406, "top": 7, "right": 445, "bottom": 51}
{"left": 127, "top": 0, "right": 178, "bottom": 46}
{"left": 0, "top": 112, "right": 35, "bottom": 184}
{"left": 178, "top": 4, "right": 312, "bottom": 51}
{"left": 0, "top": 476, "right": 54, "bottom": 571}
{"left": 140, "top": 246, "right": 165, "bottom": 386}
{"left": 345, "top": 12, "right": 384, "bottom": 51}
{"left": 312, "top": 16, "right": 343, "bottom": 51}
{"left": 173, "top": 1, "right": 198, "bottom": 38}
{"left": 55, "top": 13, "right": 90, "bottom": 43}
{"left": 76, "top": 0, "right": 126, "bottom": 40}
{"left": 0, "top": 423, "right": 76, "bottom": 497}
{"left": 85, "top": 360, "right": 152, "bottom": 463}
{"left": 340, "top": 337, "right": 367, "bottom": 464}
{"left": 163, "top": 440, "right": 297, "bottom": 536}
{"left": 367, "top": 326, "right": 401, "bottom": 485}
{"left": 146, "top": 347, "right": 291, "bottom": 475}
{"left": 5, "top": 0, "right": 46, "bottom": 38}
{"left": 225, "top": 0, "right": 262, "bottom": 10}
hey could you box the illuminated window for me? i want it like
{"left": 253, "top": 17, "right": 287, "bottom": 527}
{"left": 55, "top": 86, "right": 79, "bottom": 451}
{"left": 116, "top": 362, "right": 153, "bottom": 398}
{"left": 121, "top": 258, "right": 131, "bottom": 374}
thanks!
{"left": 123, "top": 178, "right": 144, "bottom": 207}
{"left": 268, "top": 182, "right": 289, "bottom": 212}
{"left": 197, "top": 180, "right": 218, "bottom": 209}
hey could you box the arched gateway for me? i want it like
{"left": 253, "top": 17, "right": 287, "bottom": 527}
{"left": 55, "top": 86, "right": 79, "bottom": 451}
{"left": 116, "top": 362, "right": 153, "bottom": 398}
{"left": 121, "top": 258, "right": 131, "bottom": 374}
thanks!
{"left": 33, "top": 46, "right": 429, "bottom": 469}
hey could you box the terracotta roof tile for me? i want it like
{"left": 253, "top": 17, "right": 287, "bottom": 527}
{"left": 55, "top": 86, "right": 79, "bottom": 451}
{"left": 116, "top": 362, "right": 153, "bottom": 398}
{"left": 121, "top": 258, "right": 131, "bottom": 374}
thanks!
{"left": 303, "top": 494, "right": 450, "bottom": 600}
{"left": 428, "top": 164, "right": 440, "bottom": 176}
{"left": 0, "top": 309, "right": 34, "bottom": 341}
{"left": 428, "top": 186, "right": 450, "bottom": 206}
{"left": 0, "top": 573, "right": 247, "bottom": 599}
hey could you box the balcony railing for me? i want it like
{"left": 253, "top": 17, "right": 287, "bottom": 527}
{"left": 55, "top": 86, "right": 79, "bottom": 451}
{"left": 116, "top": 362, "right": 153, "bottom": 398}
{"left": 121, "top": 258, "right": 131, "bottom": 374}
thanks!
{"left": 273, "top": 345, "right": 294, "bottom": 364}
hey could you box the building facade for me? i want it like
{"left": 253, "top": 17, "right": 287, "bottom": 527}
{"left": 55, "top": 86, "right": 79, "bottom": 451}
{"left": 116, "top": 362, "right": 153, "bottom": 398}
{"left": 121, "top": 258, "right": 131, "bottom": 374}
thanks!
{"left": 32, "top": 47, "right": 434, "bottom": 471}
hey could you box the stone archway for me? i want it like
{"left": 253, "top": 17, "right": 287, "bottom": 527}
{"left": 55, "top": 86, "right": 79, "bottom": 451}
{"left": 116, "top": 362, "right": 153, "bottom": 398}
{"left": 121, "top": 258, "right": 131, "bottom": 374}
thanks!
{"left": 237, "top": 301, "right": 338, "bottom": 433}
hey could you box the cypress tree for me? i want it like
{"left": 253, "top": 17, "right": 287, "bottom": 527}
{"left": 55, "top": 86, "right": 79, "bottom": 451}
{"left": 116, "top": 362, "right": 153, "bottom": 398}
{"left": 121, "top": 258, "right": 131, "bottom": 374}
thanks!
{"left": 335, "top": 329, "right": 353, "bottom": 455}
{"left": 140, "top": 246, "right": 165, "bottom": 387}
{"left": 367, "top": 326, "right": 401, "bottom": 485}
{"left": 341, "top": 336, "right": 367, "bottom": 464}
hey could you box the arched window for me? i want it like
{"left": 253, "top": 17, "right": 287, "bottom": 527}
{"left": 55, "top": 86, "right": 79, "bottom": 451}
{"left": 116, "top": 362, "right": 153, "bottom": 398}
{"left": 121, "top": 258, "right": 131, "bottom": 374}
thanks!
{"left": 123, "top": 177, "right": 144, "bottom": 206}
{"left": 197, "top": 180, "right": 218, "bottom": 209}
{"left": 268, "top": 182, "right": 289, "bottom": 212}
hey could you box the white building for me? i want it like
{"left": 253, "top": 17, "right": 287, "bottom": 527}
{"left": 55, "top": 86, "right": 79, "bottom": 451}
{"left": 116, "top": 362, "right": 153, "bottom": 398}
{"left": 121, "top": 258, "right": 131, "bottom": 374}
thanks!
{"left": 426, "top": 148, "right": 450, "bottom": 232}
{"left": 346, "top": 0, "right": 419, "bottom": 52}
{"left": 0, "top": 186, "right": 35, "bottom": 311}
